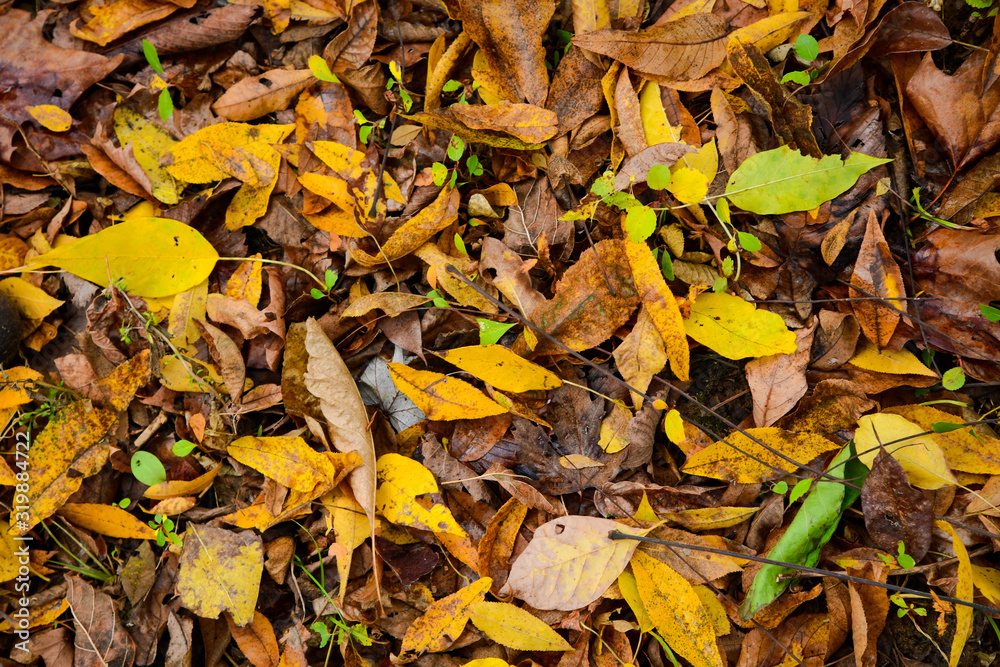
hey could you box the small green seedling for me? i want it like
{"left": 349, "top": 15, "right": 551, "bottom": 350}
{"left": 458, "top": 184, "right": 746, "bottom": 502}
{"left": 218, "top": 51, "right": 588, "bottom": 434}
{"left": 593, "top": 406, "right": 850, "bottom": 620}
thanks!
{"left": 890, "top": 593, "right": 927, "bottom": 618}
{"left": 981, "top": 304, "right": 1000, "bottom": 322}
{"left": 308, "top": 55, "right": 339, "bottom": 83}
{"left": 772, "top": 481, "right": 789, "bottom": 495}
{"left": 896, "top": 541, "right": 915, "bottom": 569}
{"left": 427, "top": 290, "right": 449, "bottom": 308}
{"left": 477, "top": 318, "right": 516, "bottom": 345}
{"left": 355, "top": 110, "right": 386, "bottom": 145}
{"left": 172, "top": 439, "right": 197, "bottom": 456}
{"left": 142, "top": 40, "right": 173, "bottom": 121}
{"left": 148, "top": 513, "right": 182, "bottom": 547}
{"left": 311, "top": 269, "right": 339, "bottom": 300}
{"left": 942, "top": 367, "right": 966, "bottom": 391}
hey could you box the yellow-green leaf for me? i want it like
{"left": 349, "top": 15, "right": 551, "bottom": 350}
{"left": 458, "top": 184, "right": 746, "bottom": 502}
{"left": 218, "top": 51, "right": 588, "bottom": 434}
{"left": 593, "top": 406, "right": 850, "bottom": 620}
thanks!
{"left": 0, "top": 277, "right": 64, "bottom": 320}
{"left": 855, "top": 414, "right": 957, "bottom": 489}
{"left": 681, "top": 428, "right": 841, "bottom": 483}
{"left": 669, "top": 166, "right": 708, "bottom": 204}
{"left": 435, "top": 345, "right": 562, "bottom": 393}
{"left": 684, "top": 292, "right": 796, "bottom": 359}
{"left": 388, "top": 363, "right": 507, "bottom": 420}
{"left": 469, "top": 601, "right": 573, "bottom": 652}
{"left": 28, "top": 218, "right": 218, "bottom": 298}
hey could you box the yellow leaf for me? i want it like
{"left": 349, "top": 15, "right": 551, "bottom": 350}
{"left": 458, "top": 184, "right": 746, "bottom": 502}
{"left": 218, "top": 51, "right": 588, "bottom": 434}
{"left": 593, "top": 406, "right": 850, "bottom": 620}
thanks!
{"left": 27, "top": 218, "right": 218, "bottom": 298}
{"left": 672, "top": 166, "right": 710, "bottom": 205}
{"left": 693, "top": 586, "right": 731, "bottom": 636}
{"left": 163, "top": 122, "right": 293, "bottom": 183}
{"left": 662, "top": 506, "right": 758, "bottom": 531}
{"left": 158, "top": 355, "right": 220, "bottom": 393}
{"left": 728, "top": 11, "right": 811, "bottom": 54}
{"left": 225, "top": 142, "right": 281, "bottom": 230}
{"left": 681, "top": 427, "right": 841, "bottom": 483}
{"left": 228, "top": 436, "right": 360, "bottom": 493}
{"left": 599, "top": 402, "right": 631, "bottom": 454}
{"left": 11, "top": 400, "right": 117, "bottom": 535}
{"left": 341, "top": 292, "right": 431, "bottom": 318}
{"left": 0, "top": 598, "right": 68, "bottom": 631}
{"left": 225, "top": 255, "right": 263, "bottom": 307}
{"left": 400, "top": 577, "right": 492, "bottom": 657}
{"left": 625, "top": 241, "right": 689, "bottom": 380}
{"left": 883, "top": 405, "right": 1000, "bottom": 474}
{"left": 312, "top": 141, "right": 367, "bottom": 178}
{"left": 388, "top": 363, "right": 507, "bottom": 421}
{"left": 631, "top": 550, "right": 723, "bottom": 667}
{"left": 855, "top": 414, "right": 957, "bottom": 489}
{"left": 27, "top": 105, "right": 72, "bottom": 132}
{"left": 618, "top": 570, "right": 655, "bottom": 632}
{"left": 501, "top": 516, "right": 640, "bottom": 611}
{"left": 325, "top": 489, "right": 371, "bottom": 603}
{"left": 352, "top": 187, "right": 461, "bottom": 266}
{"left": 684, "top": 292, "right": 797, "bottom": 359}
{"left": 664, "top": 409, "right": 686, "bottom": 444}
{"left": 848, "top": 339, "right": 939, "bottom": 377}
{"left": 114, "top": 105, "right": 180, "bottom": 205}
{"left": 56, "top": 503, "right": 157, "bottom": 540}
{"left": 0, "top": 521, "right": 21, "bottom": 583}
{"left": 462, "top": 661, "right": 512, "bottom": 667}
{"left": 176, "top": 524, "right": 263, "bottom": 625}
{"left": 0, "top": 277, "right": 63, "bottom": 321}
{"left": 375, "top": 453, "right": 467, "bottom": 536}
{"left": 469, "top": 601, "right": 573, "bottom": 652}
{"left": 680, "top": 138, "right": 718, "bottom": 184}
{"left": 167, "top": 280, "right": 209, "bottom": 354}
{"left": 435, "top": 345, "right": 562, "bottom": 393}
{"left": 145, "top": 465, "right": 220, "bottom": 499}
{"left": 972, "top": 565, "right": 1000, "bottom": 604}
{"left": 69, "top": 0, "right": 177, "bottom": 46}
{"left": 634, "top": 491, "right": 659, "bottom": 522}
{"left": 640, "top": 82, "right": 684, "bottom": 145}
{"left": 559, "top": 454, "right": 604, "bottom": 469}
{"left": 938, "top": 521, "right": 973, "bottom": 667}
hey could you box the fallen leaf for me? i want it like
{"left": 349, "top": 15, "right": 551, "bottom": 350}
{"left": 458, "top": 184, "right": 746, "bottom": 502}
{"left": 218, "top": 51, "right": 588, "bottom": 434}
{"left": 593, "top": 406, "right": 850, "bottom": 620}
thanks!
{"left": 746, "top": 324, "right": 814, "bottom": 427}
{"left": 375, "top": 453, "right": 468, "bottom": 536}
{"left": 684, "top": 292, "right": 797, "bottom": 359}
{"left": 938, "top": 521, "right": 973, "bottom": 667}
{"left": 176, "top": 525, "right": 263, "bottom": 625}
{"left": 56, "top": 503, "right": 157, "bottom": 540}
{"left": 435, "top": 345, "right": 562, "bottom": 393}
{"left": 399, "top": 577, "right": 492, "bottom": 659}
{"left": 227, "top": 435, "right": 360, "bottom": 492}
{"left": 625, "top": 241, "right": 689, "bottom": 381}
{"left": 469, "top": 601, "right": 573, "bottom": 652}
{"left": 213, "top": 69, "right": 314, "bottom": 121}
{"left": 65, "top": 576, "right": 136, "bottom": 667}
{"left": 388, "top": 363, "right": 507, "bottom": 420}
{"left": 226, "top": 610, "right": 279, "bottom": 667}
{"left": 860, "top": 448, "right": 932, "bottom": 561}
{"left": 883, "top": 404, "right": 1000, "bottom": 474}
{"left": 851, "top": 210, "right": 906, "bottom": 348}
{"left": 855, "top": 414, "right": 957, "bottom": 490}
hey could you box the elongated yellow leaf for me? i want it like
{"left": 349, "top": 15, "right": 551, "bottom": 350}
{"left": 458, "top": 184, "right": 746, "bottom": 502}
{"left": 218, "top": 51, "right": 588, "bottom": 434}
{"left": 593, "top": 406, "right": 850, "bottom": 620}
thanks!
{"left": 625, "top": 241, "right": 689, "bottom": 380}
{"left": 972, "top": 565, "right": 1000, "bottom": 604}
{"left": 57, "top": 503, "right": 157, "bottom": 540}
{"left": 114, "top": 105, "right": 180, "bottom": 204}
{"left": 400, "top": 578, "right": 492, "bottom": 658}
{"left": 27, "top": 104, "right": 72, "bottom": 132}
{"left": 435, "top": 345, "right": 562, "bottom": 393}
{"left": 681, "top": 428, "right": 841, "bottom": 483}
{"left": 938, "top": 521, "right": 972, "bottom": 667}
{"left": 883, "top": 404, "right": 1000, "bottom": 474}
{"left": 501, "top": 516, "right": 640, "bottom": 611}
{"left": 728, "top": 11, "right": 811, "bottom": 54}
{"left": 631, "top": 551, "right": 723, "bottom": 667}
{"left": 227, "top": 436, "right": 360, "bottom": 493}
{"left": 388, "top": 363, "right": 507, "bottom": 420}
{"left": 855, "top": 414, "right": 957, "bottom": 489}
{"left": 469, "top": 601, "right": 573, "bottom": 651}
{"left": 28, "top": 218, "right": 218, "bottom": 298}
{"left": 849, "top": 340, "right": 939, "bottom": 377}
{"left": 0, "top": 277, "right": 64, "bottom": 320}
{"left": 375, "top": 453, "right": 467, "bottom": 536}
{"left": 683, "top": 292, "right": 796, "bottom": 359}
{"left": 618, "top": 570, "right": 654, "bottom": 632}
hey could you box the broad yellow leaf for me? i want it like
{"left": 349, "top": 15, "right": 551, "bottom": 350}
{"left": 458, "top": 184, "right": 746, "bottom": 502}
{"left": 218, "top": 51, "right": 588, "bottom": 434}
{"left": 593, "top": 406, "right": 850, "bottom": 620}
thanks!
{"left": 162, "top": 122, "right": 293, "bottom": 183}
{"left": 375, "top": 453, "right": 467, "bottom": 536}
{"left": 0, "top": 277, "right": 64, "bottom": 320}
{"left": 669, "top": 166, "right": 709, "bottom": 204}
{"left": 352, "top": 187, "right": 460, "bottom": 266}
{"left": 618, "top": 570, "right": 654, "bottom": 632}
{"left": 559, "top": 454, "right": 604, "bottom": 469}
{"left": 938, "top": 521, "right": 973, "bottom": 667}
{"left": 225, "top": 142, "right": 281, "bottom": 230}
{"left": 693, "top": 586, "right": 730, "bottom": 636}
{"left": 625, "top": 241, "right": 689, "bottom": 381}
{"left": 664, "top": 409, "right": 685, "bottom": 444}
{"left": 599, "top": 402, "right": 631, "bottom": 454}
{"left": 728, "top": 11, "right": 811, "bottom": 54}
{"left": 684, "top": 292, "right": 796, "bottom": 359}
{"left": 435, "top": 344, "right": 562, "bottom": 393}
{"left": 57, "top": 503, "right": 157, "bottom": 540}
{"left": 388, "top": 363, "right": 507, "bottom": 421}
{"left": 972, "top": 565, "right": 1000, "bottom": 604}
{"left": 640, "top": 82, "right": 685, "bottom": 146}
{"left": 631, "top": 550, "right": 723, "bottom": 667}
{"left": 681, "top": 428, "right": 841, "bottom": 483}
{"left": 469, "top": 601, "right": 573, "bottom": 652}
{"left": 884, "top": 405, "right": 1000, "bottom": 474}
{"left": 28, "top": 218, "right": 218, "bottom": 298}
{"left": 0, "top": 521, "right": 21, "bottom": 582}
{"left": 27, "top": 104, "right": 72, "bottom": 132}
{"left": 855, "top": 414, "right": 957, "bottom": 489}
{"left": 228, "top": 435, "right": 360, "bottom": 493}
{"left": 400, "top": 577, "right": 492, "bottom": 657}
{"left": 849, "top": 340, "right": 938, "bottom": 377}
{"left": 114, "top": 105, "right": 180, "bottom": 204}
{"left": 225, "top": 255, "right": 263, "bottom": 307}
{"left": 176, "top": 524, "right": 263, "bottom": 625}
{"left": 501, "top": 516, "right": 640, "bottom": 611}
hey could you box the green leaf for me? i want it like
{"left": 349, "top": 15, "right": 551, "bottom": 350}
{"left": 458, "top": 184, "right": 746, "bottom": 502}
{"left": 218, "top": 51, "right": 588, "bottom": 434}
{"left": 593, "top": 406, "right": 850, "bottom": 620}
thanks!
{"left": 932, "top": 421, "right": 966, "bottom": 433}
{"left": 715, "top": 198, "right": 730, "bottom": 224}
{"left": 740, "top": 445, "right": 850, "bottom": 619}
{"left": 442, "top": 79, "right": 463, "bottom": 93}
{"left": 428, "top": 289, "right": 449, "bottom": 308}
{"left": 131, "top": 451, "right": 167, "bottom": 486}
{"left": 789, "top": 478, "right": 812, "bottom": 503}
{"left": 590, "top": 172, "right": 614, "bottom": 198}
{"left": 157, "top": 88, "right": 174, "bottom": 122}
{"left": 359, "top": 125, "right": 373, "bottom": 144}
{"left": 721, "top": 256, "right": 734, "bottom": 277}
{"left": 942, "top": 367, "right": 966, "bottom": 390}
{"left": 781, "top": 70, "right": 811, "bottom": 86}
{"left": 477, "top": 319, "right": 516, "bottom": 346}
{"left": 142, "top": 39, "right": 164, "bottom": 74}
{"left": 354, "top": 110, "right": 369, "bottom": 125}
{"left": 432, "top": 162, "right": 448, "bottom": 186}
{"left": 647, "top": 164, "right": 672, "bottom": 190}
{"left": 980, "top": 304, "right": 1000, "bottom": 322}
{"left": 772, "top": 481, "right": 788, "bottom": 494}
{"left": 724, "top": 146, "right": 892, "bottom": 215}
{"left": 447, "top": 135, "right": 466, "bottom": 161}
{"left": 172, "top": 439, "right": 197, "bottom": 456}
{"left": 712, "top": 276, "right": 727, "bottom": 293}
{"left": 466, "top": 155, "right": 483, "bottom": 176}
{"left": 794, "top": 34, "right": 819, "bottom": 62}
{"left": 897, "top": 552, "right": 915, "bottom": 569}
{"left": 325, "top": 269, "right": 338, "bottom": 290}
{"left": 118, "top": 498, "right": 131, "bottom": 509}
{"left": 624, "top": 206, "right": 657, "bottom": 243}
{"left": 661, "top": 248, "right": 674, "bottom": 281}
{"left": 308, "top": 55, "right": 339, "bottom": 83}
{"left": 738, "top": 231, "right": 762, "bottom": 252}
{"left": 311, "top": 288, "right": 325, "bottom": 300}
{"left": 454, "top": 233, "right": 467, "bottom": 255}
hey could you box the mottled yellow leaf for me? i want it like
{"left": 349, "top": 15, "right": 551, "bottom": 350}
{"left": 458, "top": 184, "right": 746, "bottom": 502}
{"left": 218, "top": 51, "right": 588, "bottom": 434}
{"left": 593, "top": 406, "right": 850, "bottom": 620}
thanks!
{"left": 469, "top": 601, "right": 573, "bottom": 652}
{"left": 728, "top": 11, "right": 811, "bottom": 54}
{"left": 388, "top": 363, "right": 507, "bottom": 421}
{"left": 614, "top": 306, "right": 667, "bottom": 409}
{"left": 27, "top": 105, "right": 72, "bottom": 132}
{"left": 693, "top": 585, "right": 730, "bottom": 636}
{"left": 435, "top": 344, "right": 562, "bottom": 393}
{"left": 938, "top": 521, "right": 972, "bottom": 667}
{"left": 225, "top": 142, "right": 280, "bottom": 230}
{"left": 681, "top": 427, "right": 840, "bottom": 483}
{"left": 57, "top": 503, "right": 157, "bottom": 540}
{"left": 114, "top": 105, "right": 180, "bottom": 204}
{"left": 662, "top": 506, "right": 758, "bottom": 531}
{"left": 400, "top": 577, "right": 492, "bottom": 658}
{"left": 0, "top": 521, "right": 21, "bottom": 583}
{"left": 625, "top": 241, "right": 689, "bottom": 380}
{"left": 684, "top": 292, "right": 796, "bottom": 359}
{"left": 228, "top": 435, "right": 360, "bottom": 493}
{"left": 972, "top": 565, "right": 1000, "bottom": 604}
{"left": 225, "top": 254, "right": 263, "bottom": 307}
{"left": 176, "top": 525, "right": 263, "bottom": 626}
{"left": 162, "top": 122, "right": 293, "bottom": 183}
{"left": 631, "top": 551, "right": 723, "bottom": 667}
{"left": 599, "top": 402, "right": 631, "bottom": 454}
{"left": 375, "top": 453, "right": 467, "bottom": 536}
{"left": 855, "top": 414, "right": 957, "bottom": 489}
{"left": 618, "top": 570, "right": 655, "bottom": 632}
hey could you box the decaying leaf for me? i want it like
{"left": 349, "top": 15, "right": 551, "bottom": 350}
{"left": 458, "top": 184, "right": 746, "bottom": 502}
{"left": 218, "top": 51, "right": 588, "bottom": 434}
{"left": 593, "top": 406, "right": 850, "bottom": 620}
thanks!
{"left": 176, "top": 525, "right": 263, "bottom": 626}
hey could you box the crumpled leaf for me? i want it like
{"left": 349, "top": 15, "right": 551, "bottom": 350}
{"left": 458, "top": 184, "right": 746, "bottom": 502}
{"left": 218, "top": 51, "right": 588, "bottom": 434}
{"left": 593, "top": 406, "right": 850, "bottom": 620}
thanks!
{"left": 681, "top": 428, "right": 841, "bottom": 483}
{"left": 114, "top": 105, "right": 180, "bottom": 204}
{"left": 683, "top": 292, "right": 797, "bottom": 359}
{"left": 500, "top": 516, "right": 640, "bottom": 611}
{"left": 176, "top": 525, "right": 263, "bottom": 626}
{"left": 851, "top": 210, "right": 906, "bottom": 349}
{"left": 227, "top": 435, "right": 361, "bottom": 493}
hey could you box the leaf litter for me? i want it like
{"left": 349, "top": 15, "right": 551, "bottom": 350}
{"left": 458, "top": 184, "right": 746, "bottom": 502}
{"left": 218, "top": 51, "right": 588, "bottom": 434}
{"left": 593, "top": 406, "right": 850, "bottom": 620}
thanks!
{"left": 2, "top": 1, "right": 1000, "bottom": 666}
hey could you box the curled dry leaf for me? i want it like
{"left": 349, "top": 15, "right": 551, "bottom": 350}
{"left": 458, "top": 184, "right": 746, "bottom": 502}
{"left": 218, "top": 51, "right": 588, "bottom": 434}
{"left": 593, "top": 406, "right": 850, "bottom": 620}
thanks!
{"left": 212, "top": 69, "right": 314, "bottom": 121}
{"left": 850, "top": 211, "right": 906, "bottom": 349}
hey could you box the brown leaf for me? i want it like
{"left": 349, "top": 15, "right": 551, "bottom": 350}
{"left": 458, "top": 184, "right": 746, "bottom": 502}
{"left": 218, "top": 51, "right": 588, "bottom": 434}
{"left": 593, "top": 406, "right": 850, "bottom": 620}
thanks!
{"left": 66, "top": 575, "right": 137, "bottom": 667}
{"left": 776, "top": 379, "right": 877, "bottom": 434}
{"left": 847, "top": 561, "right": 890, "bottom": 667}
{"left": 459, "top": 0, "right": 555, "bottom": 106}
{"left": 746, "top": 322, "right": 815, "bottom": 427}
{"left": 614, "top": 66, "right": 649, "bottom": 157}
{"left": 408, "top": 102, "right": 558, "bottom": 148}
{"left": 478, "top": 497, "right": 528, "bottom": 596}
{"left": 226, "top": 611, "right": 279, "bottom": 667}
{"left": 480, "top": 237, "right": 546, "bottom": 318}
{"left": 323, "top": 0, "right": 378, "bottom": 73}
{"left": 573, "top": 14, "right": 728, "bottom": 81}
{"left": 212, "top": 69, "right": 313, "bottom": 121}
{"left": 545, "top": 46, "right": 606, "bottom": 134}
{"left": 861, "top": 448, "right": 933, "bottom": 561}
{"left": 850, "top": 210, "right": 906, "bottom": 349}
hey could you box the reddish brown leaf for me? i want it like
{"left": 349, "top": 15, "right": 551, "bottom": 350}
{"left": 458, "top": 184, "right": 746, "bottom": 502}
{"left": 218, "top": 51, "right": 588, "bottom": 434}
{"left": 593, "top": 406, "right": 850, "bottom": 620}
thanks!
{"left": 861, "top": 448, "right": 933, "bottom": 561}
{"left": 850, "top": 210, "right": 906, "bottom": 349}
